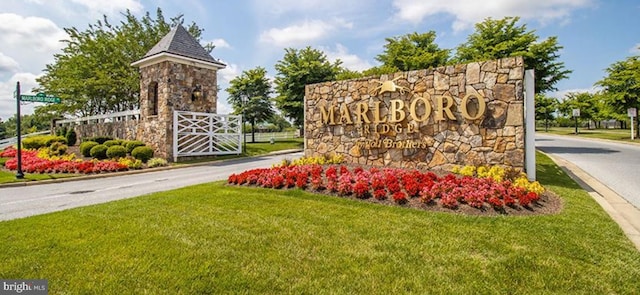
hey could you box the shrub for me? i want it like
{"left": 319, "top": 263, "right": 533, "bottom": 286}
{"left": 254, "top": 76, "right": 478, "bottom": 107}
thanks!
{"left": 125, "top": 140, "right": 145, "bottom": 154}
{"left": 106, "top": 145, "right": 127, "bottom": 159}
{"left": 147, "top": 157, "right": 168, "bottom": 168}
{"left": 65, "top": 129, "right": 77, "bottom": 146}
{"left": 48, "top": 142, "right": 68, "bottom": 156}
{"left": 104, "top": 140, "right": 123, "bottom": 147}
{"left": 56, "top": 127, "right": 67, "bottom": 137}
{"left": 85, "top": 136, "right": 113, "bottom": 144}
{"left": 89, "top": 144, "right": 108, "bottom": 160}
{"left": 131, "top": 146, "right": 154, "bottom": 163}
{"left": 22, "top": 135, "right": 67, "bottom": 149}
{"left": 79, "top": 141, "right": 99, "bottom": 157}
{"left": 118, "top": 157, "right": 143, "bottom": 169}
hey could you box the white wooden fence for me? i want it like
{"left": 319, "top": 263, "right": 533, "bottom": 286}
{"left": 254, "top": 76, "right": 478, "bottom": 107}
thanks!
{"left": 244, "top": 131, "right": 300, "bottom": 142}
{"left": 173, "top": 111, "right": 242, "bottom": 161}
{"left": 54, "top": 110, "right": 140, "bottom": 127}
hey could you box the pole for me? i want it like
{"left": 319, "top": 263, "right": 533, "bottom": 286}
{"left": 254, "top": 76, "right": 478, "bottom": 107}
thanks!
{"left": 631, "top": 115, "right": 635, "bottom": 140}
{"left": 524, "top": 70, "right": 536, "bottom": 181}
{"left": 242, "top": 110, "right": 246, "bottom": 154}
{"left": 574, "top": 116, "right": 578, "bottom": 135}
{"left": 15, "top": 82, "right": 24, "bottom": 179}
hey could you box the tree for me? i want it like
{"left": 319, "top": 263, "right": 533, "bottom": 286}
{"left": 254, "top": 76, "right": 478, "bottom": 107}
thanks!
{"left": 274, "top": 47, "right": 341, "bottom": 130}
{"left": 0, "top": 118, "right": 6, "bottom": 139}
{"left": 36, "top": 8, "right": 210, "bottom": 118}
{"left": 227, "top": 67, "right": 275, "bottom": 143}
{"left": 535, "top": 94, "right": 558, "bottom": 132}
{"left": 596, "top": 55, "right": 640, "bottom": 137}
{"left": 557, "top": 92, "right": 600, "bottom": 129}
{"left": 267, "top": 114, "right": 292, "bottom": 132}
{"left": 373, "top": 31, "right": 450, "bottom": 73}
{"left": 455, "top": 17, "right": 571, "bottom": 94}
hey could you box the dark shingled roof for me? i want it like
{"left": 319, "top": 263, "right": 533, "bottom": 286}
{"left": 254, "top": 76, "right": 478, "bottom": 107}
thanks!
{"left": 142, "top": 24, "right": 224, "bottom": 66}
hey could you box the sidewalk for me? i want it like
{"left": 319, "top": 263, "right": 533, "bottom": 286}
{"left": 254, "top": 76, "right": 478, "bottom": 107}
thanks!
{"left": 543, "top": 152, "right": 640, "bottom": 251}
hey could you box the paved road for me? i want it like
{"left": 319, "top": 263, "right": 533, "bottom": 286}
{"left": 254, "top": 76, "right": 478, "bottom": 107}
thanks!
{"left": 0, "top": 152, "right": 303, "bottom": 221}
{"left": 536, "top": 134, "right": 640, "bottom": 209}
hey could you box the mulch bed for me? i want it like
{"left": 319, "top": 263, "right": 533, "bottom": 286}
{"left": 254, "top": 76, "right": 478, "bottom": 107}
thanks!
{"left": 285, "top": 186, "right": 563, "bottom": 217}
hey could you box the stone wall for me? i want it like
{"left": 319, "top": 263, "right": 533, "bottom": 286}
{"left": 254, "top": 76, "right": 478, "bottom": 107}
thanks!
{"left": 138, "top": 61, "right": 218, "bottom": 160}
{"left": 68, "top": 121, "right": 139, "bottom": 141}
{"left": 304, "top": 57, "right": 525, "bottom": 171}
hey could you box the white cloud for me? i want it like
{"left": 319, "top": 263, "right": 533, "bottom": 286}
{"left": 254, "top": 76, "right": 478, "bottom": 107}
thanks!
{"left": 253, "top": 0, "right": 363, "bottom": 16}
{"left": 209, "top": 38, "right": 232, "bottom": 49}
{"left": 392, "top": 0, "right": 593, "bottom": 31}
{"left": 551, "top": 86, "right": 601, "bottom": 100}
{"left": 259, "top": 19, "right": 353, "bottom": 47}
{"left": 0, "top": 53, "right": 20, "bottom": 73}
{"left": 70, "top": 0, "right": 143, "bottom": 15}
{"left": 0, "top": 13, "right": 67, "bottom": 52}
{"left": 323, "top": 44, "right": 372, "bottom": 71}
{"left": 218, "top": 62, "right": 241, "bottom": 84}
{"left": 630, "top": 43, "right": 640, "bottom": 54}
{"left": 0, "top": 72, "right": 42, "bottom": 121}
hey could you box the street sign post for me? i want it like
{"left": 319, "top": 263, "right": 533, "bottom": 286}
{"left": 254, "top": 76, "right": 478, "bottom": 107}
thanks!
{"left": 629, "top": 108, "right": 637, "bottom": 140}
{"left": 13, "top": 86, "right": 62, "bottom": 179}
{"left": 20, "top": 92, "right": 61, "bottom": 104}
{"left": 572, "top": 108, "right": 580, "bottom": 135}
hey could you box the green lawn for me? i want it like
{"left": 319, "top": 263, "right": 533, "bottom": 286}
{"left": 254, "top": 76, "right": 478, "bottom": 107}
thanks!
{"left": 0, "top": 169, "right": 79, "bottom": 183}
{"left": 540, "top": 127, "right": 640, "bottom": 142}
{"left": 0, "top": 152, "right": 639, "bottom": 294}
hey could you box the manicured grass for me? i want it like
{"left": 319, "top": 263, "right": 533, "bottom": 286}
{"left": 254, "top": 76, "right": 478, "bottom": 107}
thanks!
{"left": 540, "top": 127, "right": 640, "bottom": 142}
{"left": 0, "top": 152, "right": 639, "bottom": 294}
{"left": 178, "top": 138, "right": 303, "bottom": 164}
{"left": 0, "top": 170, "right": 79, "bottom": 183}
{"left": 244, "top": 138, "right": 303, "bottom": 155}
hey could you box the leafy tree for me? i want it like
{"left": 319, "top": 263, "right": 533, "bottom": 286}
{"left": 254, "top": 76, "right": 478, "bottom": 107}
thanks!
{"left": 267, "top": 114, "right": 293, "bottom": 132}
{"left": 535, "top": 94, "right": 558, "bottom": 132}
{"left": 455, "top": 17, "right": 571, "bottom": 94}
{"left": 557, "top": 92, "right": 600, "bottom": 129}
{"left": 0, "top": 119, "right": 6, "bottom": 139}
{"left": 227, "top": 67, "right": 275, "bottom": 143}
{"left": 374, "top": 31, "right": 450, "bottom": 73}
{"left": 596, "top": 55, "right": 640, "bottom": 136}
{"left": 36, "top": 8, "right": 210, "bottom": 118}
{"left": 0, "top": 114, "right": 50, "bottom": 138}
{"left": 274, "top": 47, "right": 341, "bottom": 130}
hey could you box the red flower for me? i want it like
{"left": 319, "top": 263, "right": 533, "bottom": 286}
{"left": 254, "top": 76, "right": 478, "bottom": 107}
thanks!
{"left": 392, "top": 191, "right": 407, "bottom": 204}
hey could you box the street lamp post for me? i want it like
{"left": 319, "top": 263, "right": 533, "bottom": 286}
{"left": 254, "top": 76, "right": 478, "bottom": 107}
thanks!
{"left": 242, "top": 97, "right": 246, "bottom": 154}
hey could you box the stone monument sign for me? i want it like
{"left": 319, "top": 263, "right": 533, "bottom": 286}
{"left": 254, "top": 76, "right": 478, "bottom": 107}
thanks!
{"left": 304, "top": 57, "right": 525, "bottom": 170}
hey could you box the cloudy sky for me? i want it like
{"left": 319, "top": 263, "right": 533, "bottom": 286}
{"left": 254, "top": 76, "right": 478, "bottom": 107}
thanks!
{"left": 0, "top": 0, "right": 638, "bottom": 122}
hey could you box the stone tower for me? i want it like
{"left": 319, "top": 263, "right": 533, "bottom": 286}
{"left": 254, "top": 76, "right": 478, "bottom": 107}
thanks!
{"left": 131, "top": 25, "right": 226, "bottom": 160}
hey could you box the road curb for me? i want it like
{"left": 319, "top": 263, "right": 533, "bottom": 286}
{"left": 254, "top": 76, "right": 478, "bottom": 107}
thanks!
{"left": 540, "top": 151, "right": 640, "bottom": 251}
{"left": 0, "top": 149, "right": 303, "bottom": 189}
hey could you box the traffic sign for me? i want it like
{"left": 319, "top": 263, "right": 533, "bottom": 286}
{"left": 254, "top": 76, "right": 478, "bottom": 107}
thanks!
{"left": 20, "top": 92, "right": 61, "bottom": 104}
{"left": 628, "top": 108, "right": 637, "bottom": 118}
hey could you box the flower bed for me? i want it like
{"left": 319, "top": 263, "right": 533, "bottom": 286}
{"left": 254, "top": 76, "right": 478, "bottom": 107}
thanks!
{"left": 1, "top": 147, "right": 128, "bottom": 174}
{"left": 228, "top": 163, "right": 555, "bottom": 215}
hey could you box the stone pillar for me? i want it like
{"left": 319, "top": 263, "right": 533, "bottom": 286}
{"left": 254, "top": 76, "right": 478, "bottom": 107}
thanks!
{"left": 137, "top": 61, "right": 219, "bottom": 160}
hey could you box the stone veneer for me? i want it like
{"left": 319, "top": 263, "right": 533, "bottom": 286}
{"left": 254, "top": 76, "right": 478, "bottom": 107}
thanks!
{"left": 304, "top": 57, "right": 526, "bottom": 171}
{"left": 138, "top": 61, "right": 218, "bottom": 160}
{"left": 67, "top": 121, "right": 139, "bottom": 142}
